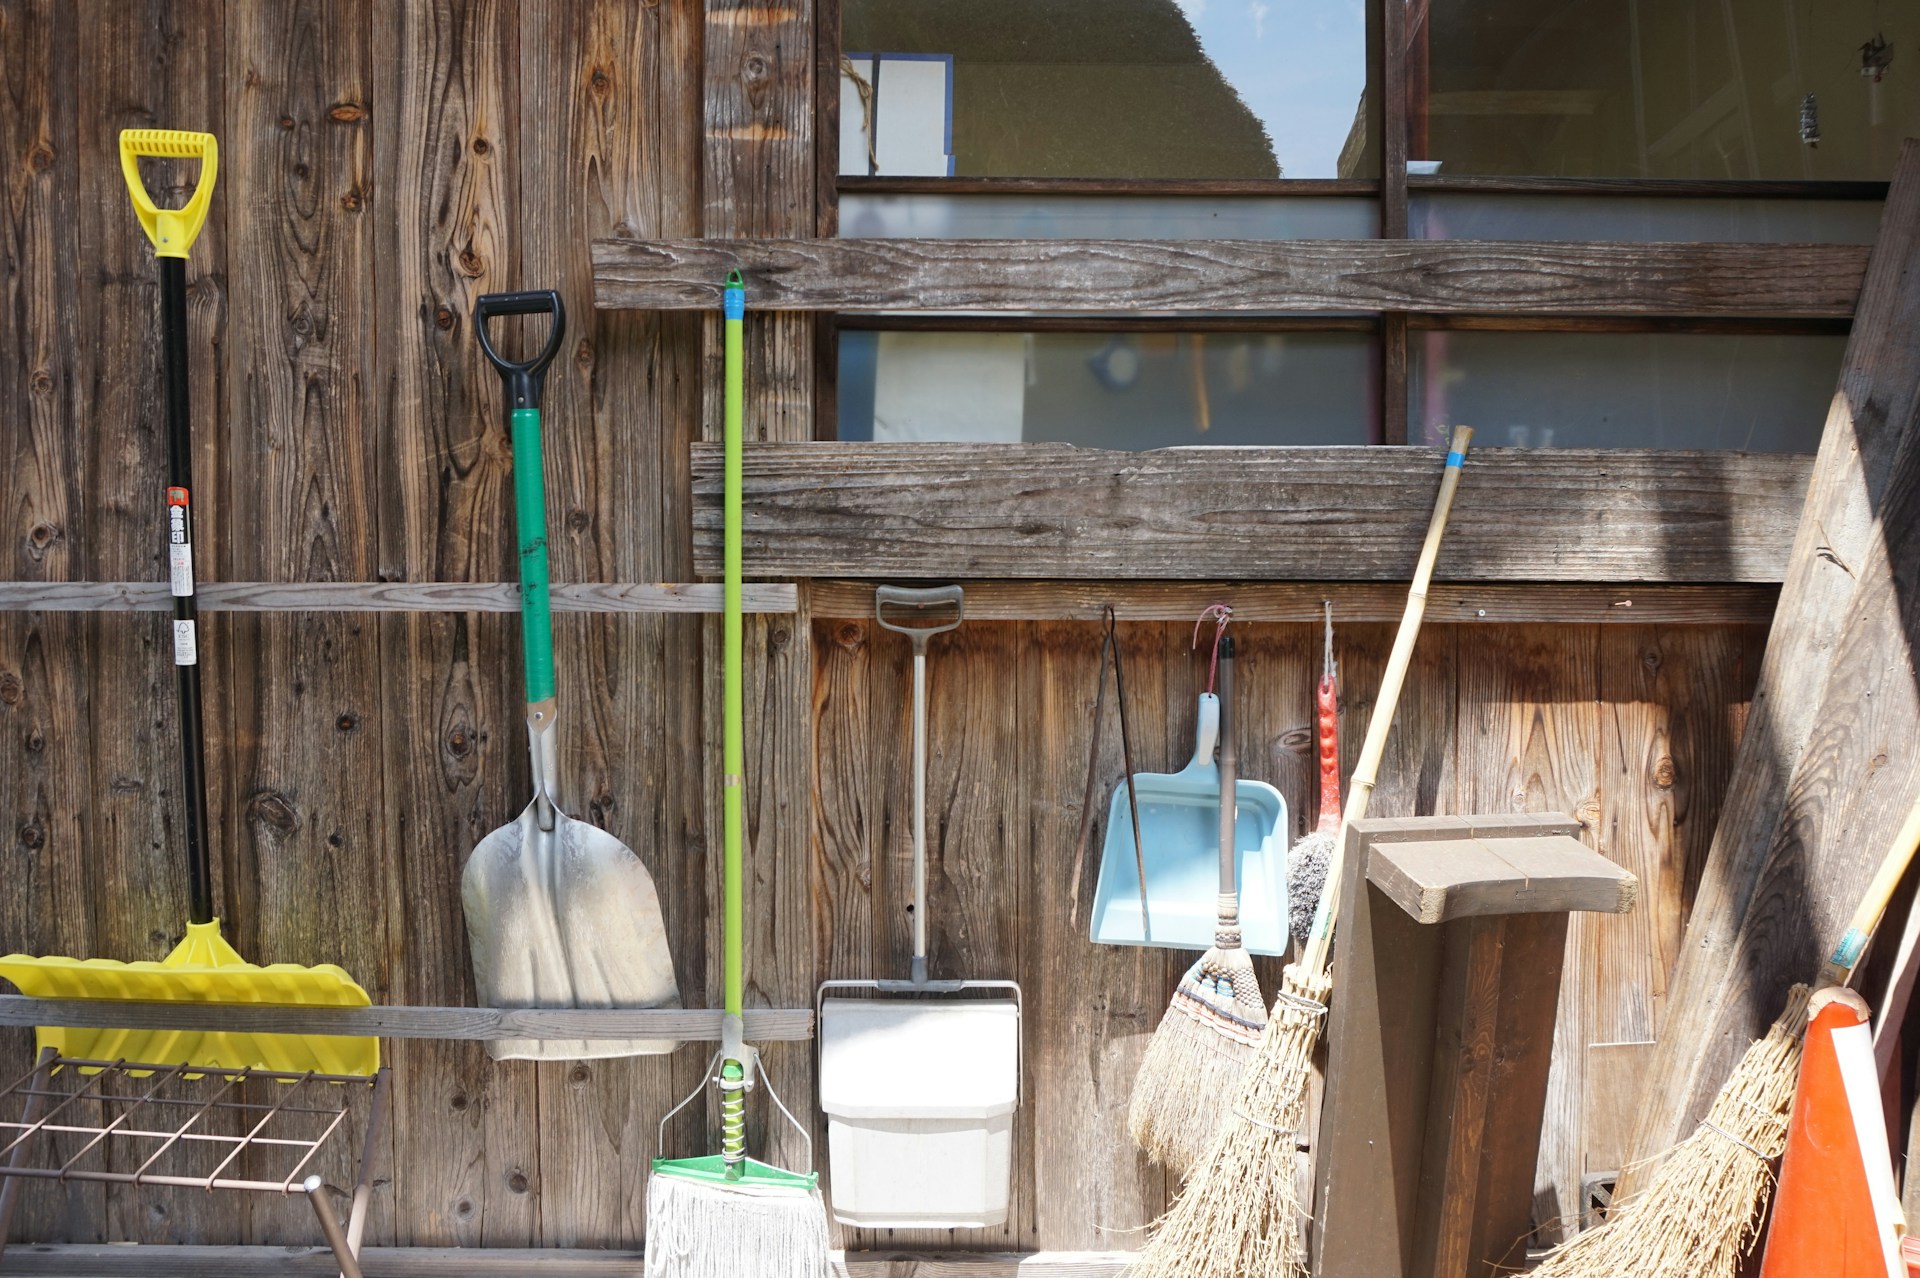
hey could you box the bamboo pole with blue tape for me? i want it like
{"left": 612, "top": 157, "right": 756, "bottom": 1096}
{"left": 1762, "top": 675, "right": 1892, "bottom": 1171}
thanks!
{"left": 1133, "top": 425, "right": 1473, "bottom": 1278}
{"left": 645, "top": 270, "right": 828, "bottom": 1278}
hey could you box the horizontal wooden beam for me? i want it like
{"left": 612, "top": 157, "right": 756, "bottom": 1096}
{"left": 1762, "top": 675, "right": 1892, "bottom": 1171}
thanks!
{"left": 691, "top": 444, "right": 1811, "bottom": 584}
{"left": 0, "top": 996, "right": 812, "bottom": 1043}
{"left": 0, "top": 581, "right": 796, "bottom": 615}
{"left": 593, "top": 237, "right": 1866, "bottom": 317}
{"left": 0, "top": 1245, "right": 1134, "bottom": 1275}
{"left": 810, "top": 580, "right": 1778, "bottom": 625}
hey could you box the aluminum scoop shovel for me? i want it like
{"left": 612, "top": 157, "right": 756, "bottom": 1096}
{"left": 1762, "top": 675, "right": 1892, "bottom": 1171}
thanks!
{"left": 460, "top": 290, "right": 681, "bottom": 1061}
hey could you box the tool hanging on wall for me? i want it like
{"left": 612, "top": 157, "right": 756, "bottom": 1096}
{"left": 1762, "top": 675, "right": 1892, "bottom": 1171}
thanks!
{"left": 1129, "top": 619, "right": 1276, "bottom": 1176}
{"left": 1532, "top": 793, "right": 1920, "bottom": 1278}
{"left": 460, "top": 288, "right": 681, "bottom": 1062}
{"left": 1069, "top": 606, "right": 1147, "bottom": 932}
{"left": 816, "top": 585, "right": 1024, "bottom": 1229}
{"left": 1089, "top": 607, "right": 1288, "bottom": 955}
{"left": 1132, "top": 425, "right": 1472, "bottom": 1278}
{"left": 0, "top": 131, "right": 376, "bottom": 1077}
{"left": 1286, "top": 601, "right": 1342, "bottom": 948}
{"left": 645, "top": 271, "right": 827, "bottom": 1278}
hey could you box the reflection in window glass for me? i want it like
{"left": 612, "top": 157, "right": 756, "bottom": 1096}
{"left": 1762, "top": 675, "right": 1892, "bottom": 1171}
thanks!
{"left": 1412, "top": 194, "right": 1883, "bottom": 242}
{"left": 841, "top": 0, "right": 1372, "bottom": 179}
{"left": 1410, "top": 331, "right": 1844, "bottom": 451}
{"left": 841, "top": 194, "right": 1380, "bottom": 239}
{"left": 1422, "top": 0, "right": 1918, "bottom": 179}
{"left": 838, "top": 331, "right": 1376, "bottom": 447}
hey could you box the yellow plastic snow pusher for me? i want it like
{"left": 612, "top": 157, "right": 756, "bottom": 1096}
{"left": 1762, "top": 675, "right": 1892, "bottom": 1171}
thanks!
{"left": 0, "top": 131, "right": 376, "bottom": 1076}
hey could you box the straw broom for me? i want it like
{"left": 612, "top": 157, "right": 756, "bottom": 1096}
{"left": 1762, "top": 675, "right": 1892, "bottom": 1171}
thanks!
{"left": 1528, "top": 793, "right": 1920, "bottom": 1278}
{"left": 1129, "top": 627, "right": 1270, "bottom": 1175}
{"left": 1129, "top": 426, "right": 1472, "bottom": 1278}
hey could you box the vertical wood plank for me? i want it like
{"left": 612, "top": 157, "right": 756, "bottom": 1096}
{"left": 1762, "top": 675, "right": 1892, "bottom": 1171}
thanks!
{"left": 518, "top": 0, "right": 706, "bottom": 1245}
{"left": 66, "top": 0, "right": 227, "bottom": 1245}
{"left": 1026, "top": 619, "right": 1175, "bottom": 1251}
{"left": 370, "top": 0, "right": 535, "bottom": 1249}
{"left": 0, "top": 0, "right": 95, "bottom": 1243}
{"left": 1454, "top": 625, "right": 1599, "bottom": 1245}
{"left": 701, "top": 0, "right": 819, "bottom": 1229}
{"left": 219, "top": 0, "right": 387, "bottom": 1246}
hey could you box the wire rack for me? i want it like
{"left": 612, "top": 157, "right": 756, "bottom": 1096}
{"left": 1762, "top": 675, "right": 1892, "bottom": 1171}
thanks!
{"left": 0, "top": 1050, "right": 389, "bottom": 1278}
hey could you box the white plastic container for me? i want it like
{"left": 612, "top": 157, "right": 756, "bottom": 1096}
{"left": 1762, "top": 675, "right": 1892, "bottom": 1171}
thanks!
{"left": 818, "top": 997, "right": 1021, "bottom": 1228}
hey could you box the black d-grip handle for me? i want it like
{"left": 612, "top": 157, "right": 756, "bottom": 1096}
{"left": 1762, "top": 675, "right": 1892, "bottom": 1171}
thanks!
{"left": 475, "top": 290, "right": 567, "bottom": 411}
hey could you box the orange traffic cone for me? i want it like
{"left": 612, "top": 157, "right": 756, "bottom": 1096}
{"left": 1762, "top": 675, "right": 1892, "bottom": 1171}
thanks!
{"left": 1759, "top": 986, "right": 1905, "bottom": 1278}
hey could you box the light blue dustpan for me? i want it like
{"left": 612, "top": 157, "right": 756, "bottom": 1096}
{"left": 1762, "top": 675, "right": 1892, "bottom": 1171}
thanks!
{"left": 1089, "top": 693, "right": 1289, "bottom": 954}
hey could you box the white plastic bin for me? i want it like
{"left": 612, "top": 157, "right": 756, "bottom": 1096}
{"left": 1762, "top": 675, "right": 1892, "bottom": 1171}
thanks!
{"left": 818, "top": 997, "right": 1020, "bottom": 1228}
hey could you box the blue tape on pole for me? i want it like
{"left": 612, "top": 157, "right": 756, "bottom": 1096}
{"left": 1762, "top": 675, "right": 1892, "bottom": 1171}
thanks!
{"left": 723, "top": 290, "right": 744, "bottom": 320}
{"left": 1831, "top": 927, "right": 1869, "bottom": 969}
{"left": 1445, "top": 450, "right": 1465, "bottom": 467}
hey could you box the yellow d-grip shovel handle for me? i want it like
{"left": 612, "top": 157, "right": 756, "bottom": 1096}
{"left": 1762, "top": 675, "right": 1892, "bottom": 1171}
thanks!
{"left": 119, "top": 129, "right": 217, "bottom": 259}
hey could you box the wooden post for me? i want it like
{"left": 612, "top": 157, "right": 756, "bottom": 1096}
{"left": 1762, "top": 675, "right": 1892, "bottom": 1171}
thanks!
{"left": 1623, "top": 139, "right": 1920, "bottom": 1181}
{"left": 1315, "top": 815, "right": 1637, "bottom": 1278}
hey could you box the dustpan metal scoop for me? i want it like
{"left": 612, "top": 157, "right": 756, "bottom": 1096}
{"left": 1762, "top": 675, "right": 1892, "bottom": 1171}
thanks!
{"left": 1089, "top": 692, "right": 1290, "bottom": 955}
{"left": 0, "top": 130, "right": 375, "bottom": 1077}
{"left": 461, "top": 290, "right": 680, "bottom": 1062}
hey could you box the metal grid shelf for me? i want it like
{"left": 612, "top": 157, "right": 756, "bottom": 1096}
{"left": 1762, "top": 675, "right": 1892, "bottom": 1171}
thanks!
{"left": 0, "top": 1051, "right": 389, "bottom": 1278}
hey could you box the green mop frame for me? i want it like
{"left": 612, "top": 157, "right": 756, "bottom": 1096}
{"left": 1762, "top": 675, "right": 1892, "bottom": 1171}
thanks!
{"left": 649, "top": 270, "right": 818, "bottom": 1193}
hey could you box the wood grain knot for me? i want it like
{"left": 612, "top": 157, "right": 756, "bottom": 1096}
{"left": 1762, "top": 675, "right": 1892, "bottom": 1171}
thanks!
{"left": 434, "top": 304, "right": 456, "bottom": 331}
{"left": 29, "top": 368, "right": 53, "bottom": 396}
{"left": 248, "top": 790, "right": 299, "bottom": 834}
{"left": 471, "top": 137, "right": 491, "bottom": 156}
{"left": 340, "top": 187, "right": 363, "bottom": 213}
{"left": 589, "top": 67, "right": 611, "bottom": 94}
{"left": 570, "top": 1064, "right": 591, "bottom": 1084}
{"left": 277, "top": 116, "right": 295, "bottom": 131}
{"left": 1652, "top": 755, "right": 1676, "bottom": 787}
{"left": 328, "top": 832, "right": 343, "bottom": 847}
{"left": 458, "top": 248, "right": 485, "bottom": 278}
{"left": 0, "top": 670, "right": 20, "bottom": 705}
{"left": 28, "top": 143, "right": 54, "bottom": 172}
{"left": 507, "top": 1170, "right": 530, "bottom": 1194}
{"left": 445, "top": 726, "right": 474, "bottom": 759}
{"left": 23, "top": 727, "right": 44, "bottom": 754}
{"left": 17, "top": 820, "right": 44, "bottom": 851}
{"left": 336, "top": 713, "right": 359, "bottom": 732}
{"left": 566, "top": 509, "right": 590, "bottom": 533}
{"left": 327, "top": 101, "right": 367, "bottom": 123}
{"left": 456, "top": 1198, "right": 474, "bottom": 1217}
{"left": 449, "top": 1092, "right": 469, "bottom": 1112}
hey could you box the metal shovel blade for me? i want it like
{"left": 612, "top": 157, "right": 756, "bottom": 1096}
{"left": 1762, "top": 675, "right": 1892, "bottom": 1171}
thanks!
{"left": 462, "top": 802, "right": 681, "bottom": 1061}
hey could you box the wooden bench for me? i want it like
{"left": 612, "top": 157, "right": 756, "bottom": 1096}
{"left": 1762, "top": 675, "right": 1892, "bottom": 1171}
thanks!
{"left": 1314, "top": 814, "right": 1637, "bottom": 1278}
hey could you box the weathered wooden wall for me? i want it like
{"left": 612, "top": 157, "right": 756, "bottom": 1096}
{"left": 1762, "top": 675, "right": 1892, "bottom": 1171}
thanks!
{"left": 0, "top": 0, "right": 1771, "bottom": 1257}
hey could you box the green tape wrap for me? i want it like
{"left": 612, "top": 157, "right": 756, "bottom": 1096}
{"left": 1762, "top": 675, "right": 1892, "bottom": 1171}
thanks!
{"left": 509, "top": 407, "right": 556, "bottom": 704}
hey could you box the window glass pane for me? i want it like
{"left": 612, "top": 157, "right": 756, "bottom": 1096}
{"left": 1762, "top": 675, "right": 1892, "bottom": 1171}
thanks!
{"left": 1410, "top": 331, "right": 1844, "bottom": 450}
{"left": 841, "top": 193, "right": 1380, "bottom": 239}
{"left": 1422, "top": 0, "right": 1919, "bottom": 179}
{"left": 1412, "top": 194, "right": 1883, "bottom": 242}
{"left": 841, "top": 0, "right": 1374, "bottom": 179}
{"left": 839, "top": 330, "right": 1377, "bottom": 447}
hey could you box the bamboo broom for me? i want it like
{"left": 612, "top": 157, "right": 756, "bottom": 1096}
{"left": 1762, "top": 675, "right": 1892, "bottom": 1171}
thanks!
{"left": 1528, "top": 791, "right": 1920, "bottom": 1278}
{"left": 1129, "top": 425, "right": 1472, "bottom": 1278}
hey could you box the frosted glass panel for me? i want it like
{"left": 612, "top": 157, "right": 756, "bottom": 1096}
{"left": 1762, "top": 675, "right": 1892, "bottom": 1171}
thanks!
{"left": 1409, "top": 332, "right": 1844, "bottom": 451}
{"left": 1421, "top": 0, "right": 1918, "bottom": 180}
{"left": 1412, "top": 195, "right": 1883, "bottom": 243}
{"left": 840, "top": 194, "right": 1379, "bottom": 240}
{"left": 842, "top": 0, "right": 1373, "bottom": 178}
{"left": 840, "top": 330, "right": 1375, "bottom": 448}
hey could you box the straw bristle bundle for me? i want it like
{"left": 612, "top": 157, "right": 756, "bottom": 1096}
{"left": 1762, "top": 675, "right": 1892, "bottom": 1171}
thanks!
{"left": 1529, "top": 984, "right": 1812, "bottom": 1278}
{"left": 1129, "top": 944, "right": 1269, "bottom": 1174}
{"left": 1285, "top": 830, "right": 1336, "bottom": 947}
{"left": 1129, "top": 962, "right": 1332, "bottom": 1278}
{"left": 644, "top": 1173, "right": 829, "bottom": 1278}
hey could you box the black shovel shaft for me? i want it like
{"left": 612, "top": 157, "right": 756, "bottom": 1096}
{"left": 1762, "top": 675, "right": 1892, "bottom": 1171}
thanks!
{"left": 161, "top": 256, "right": 215, "bottom": 927}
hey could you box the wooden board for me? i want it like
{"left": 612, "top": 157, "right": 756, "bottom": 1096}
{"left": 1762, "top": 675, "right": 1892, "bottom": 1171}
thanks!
{"left": 592, "top": 237, "right": 1868, "bottom": 317}
{"left": 1367, "top": 835, "right": 1636, "bottom": 923}
{"left": 0, "top": 582, "right": 796, "bottom": 615}
{"left": 810, "top": 581, "right": 1779, "bottom": 627}
{"left": 689, "top": 444, "right": 1811, "bottom": 584}
{"left": 1624, "top": 140, "right": 1920, "bottom": 1179}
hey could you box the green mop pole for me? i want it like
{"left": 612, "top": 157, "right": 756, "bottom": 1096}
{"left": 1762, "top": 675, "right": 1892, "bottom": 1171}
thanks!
{"left": 720, "top": 269, "right": 747, "bottom": 1175}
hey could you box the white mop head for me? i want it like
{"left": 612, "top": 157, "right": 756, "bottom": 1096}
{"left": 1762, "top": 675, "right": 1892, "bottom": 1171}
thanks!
{"left": 644, "top": 1172, "right": 830, "bottom": 1278}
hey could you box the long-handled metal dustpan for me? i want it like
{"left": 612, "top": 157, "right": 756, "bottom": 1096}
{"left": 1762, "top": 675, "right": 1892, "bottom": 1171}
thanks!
{"left": 817, "top": 586, "right": 1023, "bottom": 1230}
{"left": 460, "top": 290, "right": 680, "bottom": 1061}
{"left": 0, "top": 130, "right": 376, "bottom": 1077}
{"left": 1088, "top": 690, "right": 1290, "bottom": 955}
